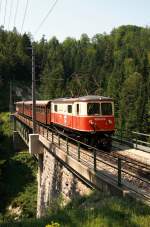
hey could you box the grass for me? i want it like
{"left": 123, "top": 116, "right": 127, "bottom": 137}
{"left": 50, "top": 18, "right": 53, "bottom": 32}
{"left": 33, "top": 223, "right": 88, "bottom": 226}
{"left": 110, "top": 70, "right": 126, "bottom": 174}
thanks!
{"left": 0, "top": 191, "right": 150, "bottom": 227}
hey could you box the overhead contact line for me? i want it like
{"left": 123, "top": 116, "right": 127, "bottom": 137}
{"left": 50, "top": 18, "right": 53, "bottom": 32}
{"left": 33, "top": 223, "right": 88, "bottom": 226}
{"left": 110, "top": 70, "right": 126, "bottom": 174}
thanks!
{"left": 34, "top": 0, "right": 58, "bottom": 35}
{"left": 8, "top": 0, "right": 13, "bottom": 30}
{"left": 4, "top": 0, "right": 7, "bottom": 27}
{"left": 0, "top": 0, "right": 2, "bottom": 24}
{"left": 14, "top": 0, "right": 19, "bottom": 28}
{"left": 21, "top": 0, "right": 29, "bottom": 33}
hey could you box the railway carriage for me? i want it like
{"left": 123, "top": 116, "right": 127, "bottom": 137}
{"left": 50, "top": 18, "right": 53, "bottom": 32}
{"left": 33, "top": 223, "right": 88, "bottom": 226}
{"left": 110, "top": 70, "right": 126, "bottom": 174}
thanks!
{"left": 15, "top": 101, "right": 24, "bottom": 114}
{"left": 16, "top": 95, "right": 115, "bottom": 150}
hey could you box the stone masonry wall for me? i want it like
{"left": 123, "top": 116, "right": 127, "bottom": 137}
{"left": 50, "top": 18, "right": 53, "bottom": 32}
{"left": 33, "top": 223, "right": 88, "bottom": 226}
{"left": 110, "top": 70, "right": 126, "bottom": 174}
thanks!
{"left": 37, "top": 147, "right": 91, "bottom": 217}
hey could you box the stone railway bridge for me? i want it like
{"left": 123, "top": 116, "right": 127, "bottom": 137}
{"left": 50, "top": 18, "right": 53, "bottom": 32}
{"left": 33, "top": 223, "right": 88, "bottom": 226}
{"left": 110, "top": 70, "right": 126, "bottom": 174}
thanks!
{"left": 12, "top": 114, "right": 150, "bottom": 217}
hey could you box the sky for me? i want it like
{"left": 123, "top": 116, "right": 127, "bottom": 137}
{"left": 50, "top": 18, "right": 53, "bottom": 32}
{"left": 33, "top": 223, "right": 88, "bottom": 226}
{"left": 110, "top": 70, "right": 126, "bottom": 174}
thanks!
{"left": 0, "top": 0, "right": 150, "bottom": 42}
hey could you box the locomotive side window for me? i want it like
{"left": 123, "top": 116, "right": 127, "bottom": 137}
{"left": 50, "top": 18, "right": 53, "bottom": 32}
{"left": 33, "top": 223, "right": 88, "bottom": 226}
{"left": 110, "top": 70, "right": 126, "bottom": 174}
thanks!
{"left": 76, "top": 104, "right": 79, "bottom": 115}
{"left": 87, "top": 103, "right": 100, "bottom": 115}
{"left": 54, "top": 105, "right": 57, "bottom": 112}
{"left": 68, "top": 105, "right": 72, "bottom": 113}
{"left": 101, "top": 103, "right": 112, "bottom": 115}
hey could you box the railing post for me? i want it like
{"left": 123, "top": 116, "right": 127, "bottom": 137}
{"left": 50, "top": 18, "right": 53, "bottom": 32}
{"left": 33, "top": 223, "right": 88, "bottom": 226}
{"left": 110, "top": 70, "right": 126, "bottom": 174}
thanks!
{"left": 118, "top": 158, "right": 122, "bottom": 186}
{"left": 47, "top": 128, "right": 48, "bottom": 140}
{"left": 94, "top": 149, "right": 97, "bottom": 172}
{"left": 78, "top": 142, "right": 80, "bottom": 162}
{"left": 52, "top": 132, "right": 54, "bottom": 143}
{"left": 135, "top": 133, "right": 138, "bottom": 149}
{"left": 58, "top": 135, "right": 60, "bottom": 147}
{"left": 120, "top": 128, "right": 123, "bottom": 143}
{"left": 66, "top": 137, "right": 69, "bottom": 154}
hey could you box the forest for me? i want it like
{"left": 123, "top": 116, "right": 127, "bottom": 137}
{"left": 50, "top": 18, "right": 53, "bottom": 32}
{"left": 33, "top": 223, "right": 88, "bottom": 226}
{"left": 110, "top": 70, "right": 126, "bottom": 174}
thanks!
{"left": 0, "top": 25, "right": 150, "bottom": 134}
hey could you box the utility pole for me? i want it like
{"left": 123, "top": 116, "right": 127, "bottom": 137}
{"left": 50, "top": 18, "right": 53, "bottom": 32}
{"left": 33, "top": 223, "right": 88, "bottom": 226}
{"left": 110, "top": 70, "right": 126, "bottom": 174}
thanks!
{"left": 32, "top": 44, "right": 36, "bottom": 133}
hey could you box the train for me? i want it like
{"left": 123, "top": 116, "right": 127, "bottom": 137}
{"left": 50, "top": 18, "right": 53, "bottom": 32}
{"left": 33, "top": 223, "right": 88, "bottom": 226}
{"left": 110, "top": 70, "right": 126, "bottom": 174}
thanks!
{"left": 16, "top": 95, "right": 115, "bottom": 150}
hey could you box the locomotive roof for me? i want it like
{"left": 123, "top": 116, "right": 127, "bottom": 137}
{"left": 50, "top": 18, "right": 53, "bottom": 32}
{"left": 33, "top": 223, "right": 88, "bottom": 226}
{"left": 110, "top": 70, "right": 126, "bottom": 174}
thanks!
{"left": 15, "top": 101, "right": 24, "bottom": 104}
{"left": 16, "top": 100, "right": 51, "bottom": 106}
{"left": 16, "top": 96, "right": 113, "bottom": 105}
{"left": 52, "top": 95, "right": 113, "bottom": 103}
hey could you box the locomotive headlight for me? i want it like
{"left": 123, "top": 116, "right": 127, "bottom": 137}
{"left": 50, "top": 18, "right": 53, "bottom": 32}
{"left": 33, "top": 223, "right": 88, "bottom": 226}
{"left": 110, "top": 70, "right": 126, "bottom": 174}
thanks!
{"left": 89, "top": 119, "right": 96, "bottom": 131}
{"left": 89, "top": 119, "right": 94, "bottom": 125}
{"left": 108, "top": 120, "right": 112, "bottom": 124}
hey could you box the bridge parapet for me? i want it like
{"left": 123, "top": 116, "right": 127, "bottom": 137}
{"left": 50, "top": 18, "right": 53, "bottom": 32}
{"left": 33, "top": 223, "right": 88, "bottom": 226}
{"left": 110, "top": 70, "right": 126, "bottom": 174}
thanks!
{"left": 29, "top": 134, "right": 43, "bottom": 155}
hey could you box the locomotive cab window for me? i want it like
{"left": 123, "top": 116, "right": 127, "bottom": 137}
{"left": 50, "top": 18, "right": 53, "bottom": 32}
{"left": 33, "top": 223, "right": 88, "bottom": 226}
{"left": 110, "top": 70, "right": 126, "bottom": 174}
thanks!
{"left": 87, "top": 103, "right": 100, "bottom": 115}
{"left": 68, "top": 105, "right": 72, "bottom": 113}
{"left": 101, "top": 103, "right": 112, "bottom": 115}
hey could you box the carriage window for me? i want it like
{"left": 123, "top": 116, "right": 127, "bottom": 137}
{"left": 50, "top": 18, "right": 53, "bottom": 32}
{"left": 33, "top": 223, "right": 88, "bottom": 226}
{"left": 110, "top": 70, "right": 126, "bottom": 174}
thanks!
{"left": 68, "top": 105, "right": 72, "bottom": 113}
{"left": 87, "top": 103, "right": 100, "bottom": 115}
{"left": 76, "top": 104, "right": 79, "bottom": 115}
{"left": 101, "top": 103, "right": 112, "bottom": 115}
{"left": 54, "top": 105, "right": 57, "bottom": 112}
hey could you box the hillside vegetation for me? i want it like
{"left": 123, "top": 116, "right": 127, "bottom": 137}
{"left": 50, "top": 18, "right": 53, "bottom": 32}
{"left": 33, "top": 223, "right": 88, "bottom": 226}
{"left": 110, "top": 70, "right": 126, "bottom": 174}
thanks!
{"left": 1, "top": 191, "right": 150, "bottom": 227}
{"left": 0, "top": 113, "right": 37, "bottom": 222}
{"left": 0, "top": 25, "right": 150, "bottom": 133}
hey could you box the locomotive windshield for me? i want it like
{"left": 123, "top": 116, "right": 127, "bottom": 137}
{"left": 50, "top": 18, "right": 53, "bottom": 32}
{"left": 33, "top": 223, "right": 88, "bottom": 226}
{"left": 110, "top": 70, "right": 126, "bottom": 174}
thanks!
{"left": 87, "top": 102, "right": 113, "bottom": 115}
{"left": 87, "top": 103, "right": 100, "bottom": 115}
{"left": 101, "top": 103, "right": 112, "bottom": 115}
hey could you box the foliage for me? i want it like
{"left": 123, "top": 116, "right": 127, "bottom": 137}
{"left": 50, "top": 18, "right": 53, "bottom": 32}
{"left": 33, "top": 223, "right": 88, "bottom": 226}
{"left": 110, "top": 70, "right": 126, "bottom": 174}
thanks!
{"left": 0, "top": 191, "right": 150, "bottom": 227}
{"left": 0, "top": 112, "right": 37, "bottom": 221}
{"left": 45, "top": 222, "right": 60, "bottom": 227}
{"left": 0, "top": 112, "right": 12, "bottom": 137}
{"left": 38, "top": 25, "right": 150, "bottom": 134}
{"left": 0, "top": 150, "right": 37, "bottom": 222}
{"left": 0, "top": 25, "right": 150, "bottom": 132}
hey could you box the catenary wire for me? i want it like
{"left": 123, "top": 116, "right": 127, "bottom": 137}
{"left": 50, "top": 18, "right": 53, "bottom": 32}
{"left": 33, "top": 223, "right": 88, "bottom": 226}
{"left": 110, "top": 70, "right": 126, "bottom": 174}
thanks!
{"left": 34, "top": 0, "right": 58, "bottom": 35}
{"left": 8, "top": 0, "right": 13, "bottom": 30}
{"left": 0, "top": 0, "right": 2, "bottom": 24}
{"left": 14, "top": 0, "right": 19, "bottom": 28}
{"left": 21, "top": 0, "right": 29, "bottom": 33}
{"left": 4, "top": 0, "right": 7, "bottom": 27}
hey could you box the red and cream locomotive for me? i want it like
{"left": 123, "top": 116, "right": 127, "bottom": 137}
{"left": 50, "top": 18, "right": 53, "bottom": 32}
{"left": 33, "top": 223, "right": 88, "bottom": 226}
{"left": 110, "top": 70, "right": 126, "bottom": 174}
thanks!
{"left": 16, "top": 95, "right": 115, "bottom": 150}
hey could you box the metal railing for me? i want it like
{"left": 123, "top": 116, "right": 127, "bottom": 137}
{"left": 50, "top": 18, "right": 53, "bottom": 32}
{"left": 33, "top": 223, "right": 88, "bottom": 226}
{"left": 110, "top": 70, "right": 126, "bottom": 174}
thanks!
{"left": 114, "top": 128, "right": 150, "bottom": 152}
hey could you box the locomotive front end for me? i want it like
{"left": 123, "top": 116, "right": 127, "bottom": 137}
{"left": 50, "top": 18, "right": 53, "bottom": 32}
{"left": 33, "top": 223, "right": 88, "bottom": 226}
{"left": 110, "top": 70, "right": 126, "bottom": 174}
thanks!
{"left": 80, "top": 96, "right": 115, "bottom": 150}
{"left": 87, "top": 101, "right": 115, "bottom": 132}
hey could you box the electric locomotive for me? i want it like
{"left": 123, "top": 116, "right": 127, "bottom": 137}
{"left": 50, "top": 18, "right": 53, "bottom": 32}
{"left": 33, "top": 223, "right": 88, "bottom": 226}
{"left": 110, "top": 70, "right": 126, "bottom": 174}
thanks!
{"left": 16, "top": 95, "right": 115, "bottom": 150}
